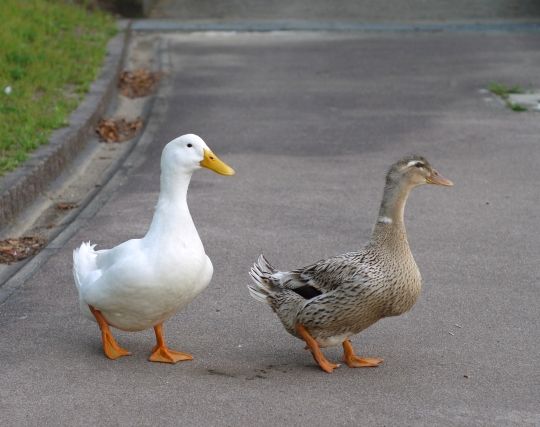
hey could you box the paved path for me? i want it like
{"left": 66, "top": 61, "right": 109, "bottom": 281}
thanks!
{"left": 150, "top": 0, "right": 540, "bottom": 21}
{"left": 1, "top": 30, "right": 540, "bottom": 426}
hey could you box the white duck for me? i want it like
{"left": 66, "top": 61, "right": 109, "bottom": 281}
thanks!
{"left": 73, "top": 134, "right": 234, "bottom": 363}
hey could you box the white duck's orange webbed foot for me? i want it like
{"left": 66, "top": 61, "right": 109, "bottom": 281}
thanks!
{"left": 342, "top": 340, "right": 383, "bottom": 368}
{"left": 102, "top": 329, "right": 132, "bottom": 360}
{"left": 89, "top": 305, "right": 131, "bottom": 360}
{"left": 149, "top": 323, "right": 193, "bottom": 364}
{"left": 296, "top": 324, "right": 340, "bottom": 373}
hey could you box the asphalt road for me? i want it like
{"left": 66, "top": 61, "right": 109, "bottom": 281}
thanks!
{"left": 1, "top": 31, "right": 540, "bottom": 426}
{"left": 150, "top": 0, "right": 540, "bottom": 21}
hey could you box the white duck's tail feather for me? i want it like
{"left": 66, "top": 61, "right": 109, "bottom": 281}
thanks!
{"left": 72, "top": 241, "right": 99, "bottom": 320}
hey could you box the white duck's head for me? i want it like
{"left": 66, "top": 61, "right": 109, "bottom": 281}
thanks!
{"left": 161, "top": 134, "right": 235, "bottom": 177}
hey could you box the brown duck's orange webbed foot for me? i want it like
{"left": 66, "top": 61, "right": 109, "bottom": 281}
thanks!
{"left": 342, "top": 339, "right": 383, "bottom": 368}
{"left": 148, "top": 323, "right": 193, "bottom": 364}
{"left": 296, "top": 324, "right": 340, "bottom": 373}
{"left": 89, "top": 305, "right": 131, "bottom": 360}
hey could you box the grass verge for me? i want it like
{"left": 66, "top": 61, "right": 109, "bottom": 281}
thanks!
{"left": 0, "top": 0, "right": 116, "bottom": 175}
{"left": 488, "top": 82, "right": 528, "bottom": 112}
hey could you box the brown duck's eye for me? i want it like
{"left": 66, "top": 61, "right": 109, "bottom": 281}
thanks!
{"left": 187, "top": 143, "right": 193, "bottom": 148}
{"left": 415, "top": 162, "right": 424, "bottom": 168}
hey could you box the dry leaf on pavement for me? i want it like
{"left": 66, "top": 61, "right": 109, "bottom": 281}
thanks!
{"left": 56, "top": 202, "right": 78, "bottom": 210}
{"left": 0, "top": 236, "right": 46, "bottom": 264}
{"left": 118, "top": 69, "right": 161, "bottom": 98}
{"left": 96, "top": 117, "right": 143, "bottom": 143}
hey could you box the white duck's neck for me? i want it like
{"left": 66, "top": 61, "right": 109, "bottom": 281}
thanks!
{"left": 144, "top": 169, "right": 203, "bottom": 250}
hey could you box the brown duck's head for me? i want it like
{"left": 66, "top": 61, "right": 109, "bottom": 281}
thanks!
{"left": 386, "top": 155, "right": 454, "bottom": 189}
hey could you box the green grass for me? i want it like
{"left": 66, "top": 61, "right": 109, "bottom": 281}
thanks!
{"left": 508, "top": 102, "right": 528, "bottom": 112}
{"left": 488, "top": 82, "right": 524, "bottom": 98}
{"left": 0, "top": 0, "right": 116, "bottom": 175}
{"left": 488, "top": 82, "right": 528, "bottom": 112}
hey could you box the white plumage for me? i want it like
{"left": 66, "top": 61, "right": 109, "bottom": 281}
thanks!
{"left": 72, "top": 134, "right": 234, "bottom": 362}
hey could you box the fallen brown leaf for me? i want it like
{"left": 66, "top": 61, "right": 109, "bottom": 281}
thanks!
{"left": 0, "top": 236, "right": 46, "bottom": 264}
{"left": 118, "top": 68, "right": 161, "bottom": 98}
{"left": 56, "top": 202, "right": 78, "bottom": 210}
{"left": 96, "top": 117, "right": 143, "bottom": 143}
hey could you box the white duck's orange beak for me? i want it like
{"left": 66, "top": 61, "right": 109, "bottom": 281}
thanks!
{"left": 200, "top": 148, "right": 235, "bottom": 176}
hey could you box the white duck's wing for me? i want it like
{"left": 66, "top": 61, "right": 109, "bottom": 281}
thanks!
{"left": 81, "top": 240, "right": 152, "bottom": 306}
{"left": 74, "top": 239, "right": 148, "bottom": 308}
{"left": 73, "top": 239, "right": 142, "bottom": 289}
{"left": 93, "top": 238, "right": 142, "bottom": 271}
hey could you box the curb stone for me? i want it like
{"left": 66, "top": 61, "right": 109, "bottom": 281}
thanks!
{"left": 0, "top": 20, "right": 131, "bottom": 231}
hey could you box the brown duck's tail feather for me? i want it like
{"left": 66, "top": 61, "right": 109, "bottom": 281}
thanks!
{"left": 248, "top": 255, "right": 307, "bottom": 335}
{"left": 248, "top": 254, "right": 282, "bottom": 303}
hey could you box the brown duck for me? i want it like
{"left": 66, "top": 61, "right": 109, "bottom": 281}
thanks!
{"left": 248, "top": 155, "right": 453, "bottom": 373}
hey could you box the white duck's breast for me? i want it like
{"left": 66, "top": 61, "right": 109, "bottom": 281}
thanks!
{"left": 82, "top": 249, "right": 213, "bottom": 331}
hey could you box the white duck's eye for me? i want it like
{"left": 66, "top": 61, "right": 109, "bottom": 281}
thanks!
{"left": 187, "top": 143, "right": 193, "bottom": 148}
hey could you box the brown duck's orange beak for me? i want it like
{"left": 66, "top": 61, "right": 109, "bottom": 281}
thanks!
{"left": 426, "top": 169, "right": 454, "bottom": 186}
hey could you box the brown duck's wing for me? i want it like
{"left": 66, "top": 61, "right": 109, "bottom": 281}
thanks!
{"left": 282, "top": 251, "right": 368, "bottom": 297}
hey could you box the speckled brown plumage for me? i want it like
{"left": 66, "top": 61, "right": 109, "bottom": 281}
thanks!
{"left": 248, "top": 155, "right": 453, "bottom": 371}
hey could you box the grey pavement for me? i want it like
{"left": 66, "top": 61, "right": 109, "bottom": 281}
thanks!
{"left": 150, "top": 0, "right": 540, "bottom": 21}
{"left": 1, "top": 29, "right": 540, "bottom": 426}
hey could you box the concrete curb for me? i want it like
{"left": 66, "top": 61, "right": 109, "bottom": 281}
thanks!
{"left": 0, "top": 21, "right": 131, "bottom": 231}
{"left": 131, "top": 19, "right": 540, "bottom": 33}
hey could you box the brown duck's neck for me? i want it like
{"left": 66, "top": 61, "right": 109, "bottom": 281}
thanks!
{"left": 371, "top": 182, "right": 412, "bottom": 244}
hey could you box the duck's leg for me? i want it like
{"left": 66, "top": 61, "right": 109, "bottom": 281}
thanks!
{"left": 88, "top": 305, "right": 131, "bottom": 360}
{"left": 148, "top": 323, "right": 193, "bottom": 364}
{"left": 342, "top": 339, "right": 383, "bottom": 368}
{"left": 295, "top": 324, "right": 340, "bottom": 373}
